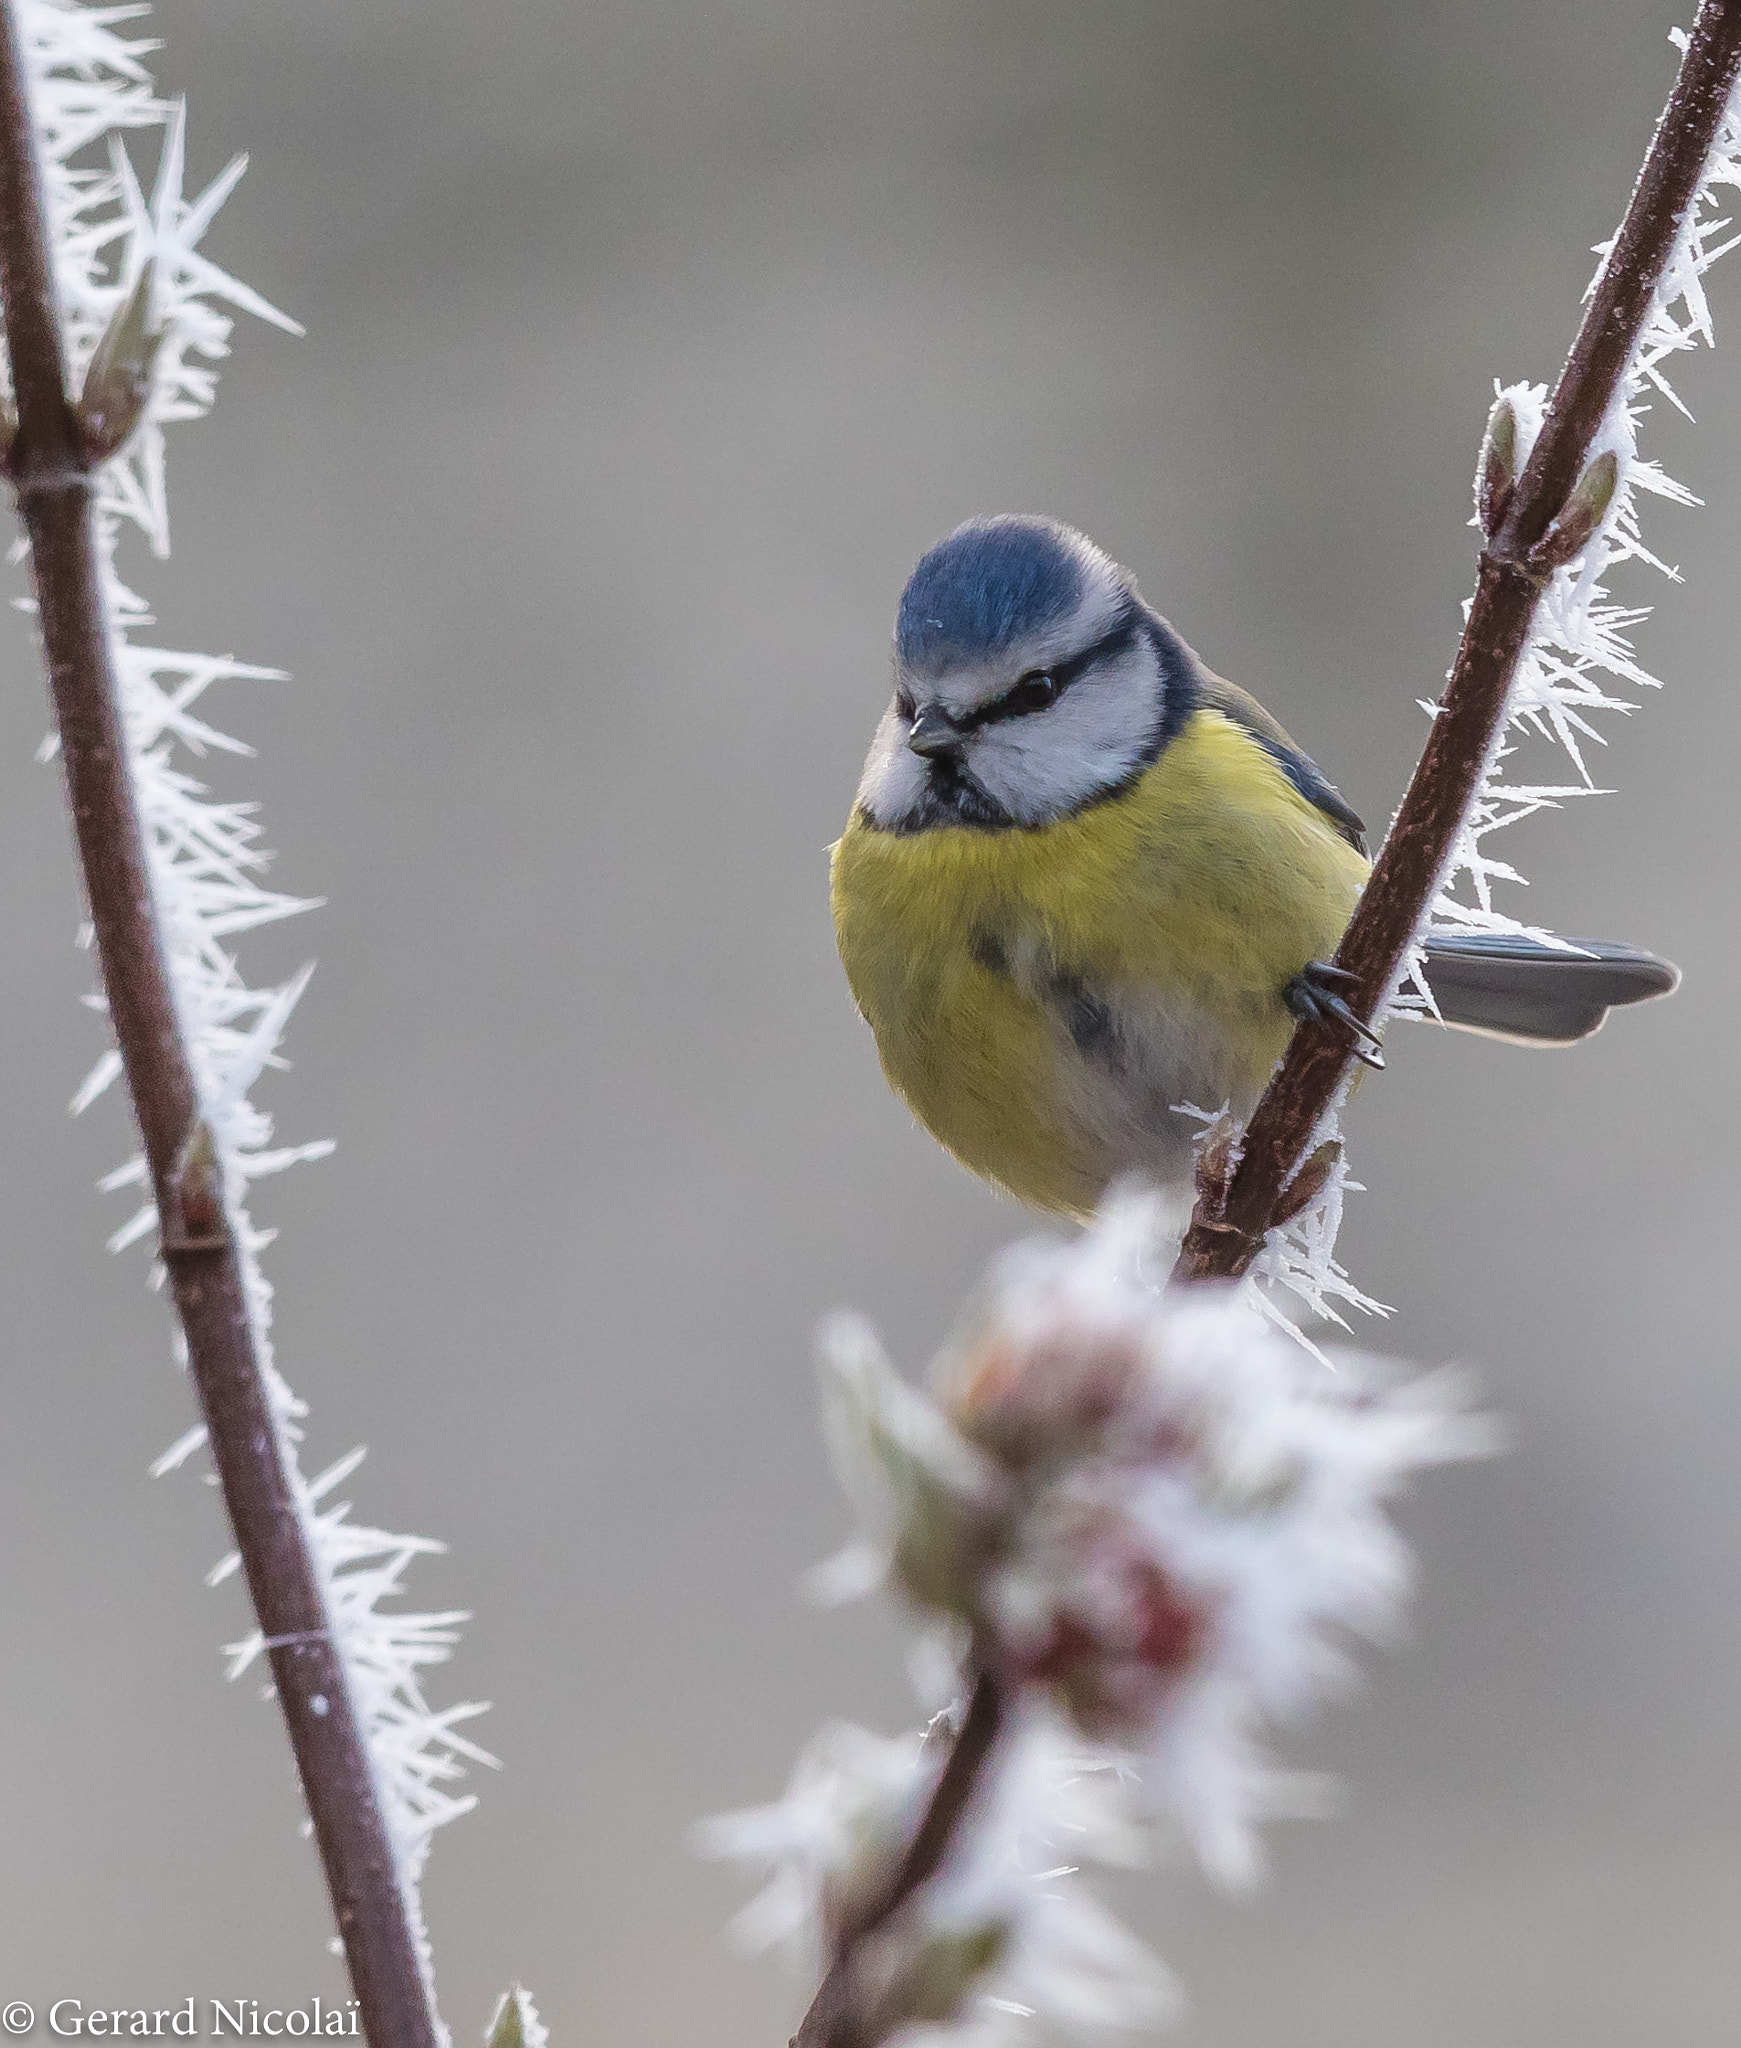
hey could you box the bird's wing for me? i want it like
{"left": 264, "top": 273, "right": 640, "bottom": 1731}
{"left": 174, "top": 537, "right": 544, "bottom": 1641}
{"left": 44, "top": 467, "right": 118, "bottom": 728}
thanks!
{"left": 1196, "top": 667, "right": 1368, "bottom": 855}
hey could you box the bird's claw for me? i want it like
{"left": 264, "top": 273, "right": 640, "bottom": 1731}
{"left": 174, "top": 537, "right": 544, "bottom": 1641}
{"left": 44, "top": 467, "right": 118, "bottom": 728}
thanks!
{"left": 1285, "top": 961, "right": 1386, "bottom": 1070}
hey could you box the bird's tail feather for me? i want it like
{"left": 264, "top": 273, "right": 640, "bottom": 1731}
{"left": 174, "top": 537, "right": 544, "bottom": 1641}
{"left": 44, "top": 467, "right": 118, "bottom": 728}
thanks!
{"left": 1416, "top": 931, "right": 1679, "bottom": 1045}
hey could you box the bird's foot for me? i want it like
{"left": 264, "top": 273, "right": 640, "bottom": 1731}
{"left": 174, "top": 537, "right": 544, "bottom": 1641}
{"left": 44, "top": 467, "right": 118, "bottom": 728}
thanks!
{"left": 1285, "top": 961, "right": 1385, "bottom": 1070}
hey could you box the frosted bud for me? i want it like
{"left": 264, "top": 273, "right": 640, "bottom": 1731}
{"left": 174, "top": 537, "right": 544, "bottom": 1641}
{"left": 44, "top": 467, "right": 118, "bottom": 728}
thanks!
{"left": 818, "top": 1314, "right": 1010, "bottom": 1627}
{"left": 803, "top": 1193, "right": 1494, "bottom": 1889}
{"left": 856, "top": 1916, "right": 1013, "bottom": 2046}
{"left": 886, "top": 1446, "right": 1000, "bottom": 1624}
{"left": 78, "top": 262, "right": 163, "bottom": 464}
{"left": 990, "top": 1496, "right": 1208, "bottom": 1743}
{"left": 484, "top": 1988, "right": 548, "bottom": 2048}
{"left": 945, "top": 1319, "right": 1149, "bottom": 1474}
{"left": 1530, "top": 447, "right": 1620, "bottom": 574}
{"left": 1476, "top": 390, "right": 1520, "bottom": 536}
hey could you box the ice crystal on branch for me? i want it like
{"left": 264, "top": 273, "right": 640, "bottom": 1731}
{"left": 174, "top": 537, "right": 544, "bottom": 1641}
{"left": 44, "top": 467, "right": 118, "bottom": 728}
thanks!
{"left": 7, "top": 0, "right": 487, "bottom": 1942}
{"left": 716, "top": 1195, "right": 1490, "bottom": 2037}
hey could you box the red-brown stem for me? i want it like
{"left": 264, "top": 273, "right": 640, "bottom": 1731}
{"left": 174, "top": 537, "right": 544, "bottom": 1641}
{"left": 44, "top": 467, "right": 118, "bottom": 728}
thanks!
{"left": 0, "top": 9, "right": 440, "bottom": 2043}
{"left": 792, "top": 1666, "right": 1006, "bottom": 2048}
{"left": 1177, "top": 0, "right": 1741, "bottom": 1281}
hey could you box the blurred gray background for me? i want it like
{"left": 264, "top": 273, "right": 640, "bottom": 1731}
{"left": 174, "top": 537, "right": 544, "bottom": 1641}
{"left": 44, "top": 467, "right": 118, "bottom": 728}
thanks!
{"left": 0, "top": 0, "right": 1735, "bottom": 2041}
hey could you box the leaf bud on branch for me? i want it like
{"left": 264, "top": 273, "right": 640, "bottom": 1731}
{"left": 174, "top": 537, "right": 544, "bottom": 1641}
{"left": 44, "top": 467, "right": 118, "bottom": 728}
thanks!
{"left": 76, "top": 260, "right": 161, "bottom": 463}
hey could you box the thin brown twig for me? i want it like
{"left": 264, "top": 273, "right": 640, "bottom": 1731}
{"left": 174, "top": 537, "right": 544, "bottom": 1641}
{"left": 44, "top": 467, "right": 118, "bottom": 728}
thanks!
{"left": 792, "top": 1666, "right": 1006, "bottom": 2048}
{"left": 0, "top": 8, "right": 440, "bottom": 2043}
{"left": 1176, "top": 0, "right": 1741, "bottom": 1283}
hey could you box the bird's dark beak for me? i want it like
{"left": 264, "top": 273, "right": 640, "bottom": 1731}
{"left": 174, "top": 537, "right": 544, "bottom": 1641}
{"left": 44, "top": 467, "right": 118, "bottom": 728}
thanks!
{"left": 907, "top": 704, "right": 963, "bottom": 760}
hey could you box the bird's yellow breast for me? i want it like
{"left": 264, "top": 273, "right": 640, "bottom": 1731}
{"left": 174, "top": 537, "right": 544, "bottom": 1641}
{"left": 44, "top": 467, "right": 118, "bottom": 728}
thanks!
{"left": 830, "top": 708, "right": 1368, "bottom": 1216}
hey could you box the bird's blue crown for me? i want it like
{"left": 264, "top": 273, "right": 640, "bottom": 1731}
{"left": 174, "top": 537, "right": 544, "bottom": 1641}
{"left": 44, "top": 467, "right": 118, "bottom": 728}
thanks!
{"left": 896, "top": 516, "right": 1101, "bottom": 672}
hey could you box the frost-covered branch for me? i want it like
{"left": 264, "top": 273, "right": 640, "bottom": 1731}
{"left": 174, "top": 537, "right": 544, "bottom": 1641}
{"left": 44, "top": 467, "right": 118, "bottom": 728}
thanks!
{"left": 0, "top": 3, "right": 478, "bottom": 2040}
{"left": 709, "top": 1197, "right": 1490, "bottom": 2046}
{"left": 1178, "top": 0, "right": 1741, "bottom": 1284}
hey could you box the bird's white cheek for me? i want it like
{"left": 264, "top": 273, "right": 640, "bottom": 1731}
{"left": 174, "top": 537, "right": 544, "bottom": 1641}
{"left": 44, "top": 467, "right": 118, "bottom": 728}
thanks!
{"left": 855, "top": 719, "right": 928, "bottom": 825}
{"left": 970, "top": 689, "right": 1157, "bottom": 824}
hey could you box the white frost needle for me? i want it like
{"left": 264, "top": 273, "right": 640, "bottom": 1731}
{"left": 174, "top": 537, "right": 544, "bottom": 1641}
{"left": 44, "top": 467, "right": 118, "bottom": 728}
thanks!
{"left": 8, "top": 0, "right": 489, "bottom": 1957}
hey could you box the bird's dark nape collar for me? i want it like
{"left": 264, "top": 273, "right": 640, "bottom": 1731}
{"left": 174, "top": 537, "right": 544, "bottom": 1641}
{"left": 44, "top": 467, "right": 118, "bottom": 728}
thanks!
{"left": 1139, "top": 607, "right": 1200, "bottom": 760}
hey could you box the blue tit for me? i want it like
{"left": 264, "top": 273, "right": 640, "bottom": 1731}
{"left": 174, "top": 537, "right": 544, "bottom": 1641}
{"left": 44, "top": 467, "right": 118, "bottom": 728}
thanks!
{"left": 830, "top": 515, "right": 1678, "bottom": 1219}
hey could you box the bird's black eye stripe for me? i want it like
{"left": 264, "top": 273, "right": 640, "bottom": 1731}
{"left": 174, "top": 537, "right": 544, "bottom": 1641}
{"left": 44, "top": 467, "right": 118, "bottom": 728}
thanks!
{"left": 968, "top": 611, "right": 1141, "bottom": 728}
{"left": 970, "top": 669, "right": 1057, "bottom": 728}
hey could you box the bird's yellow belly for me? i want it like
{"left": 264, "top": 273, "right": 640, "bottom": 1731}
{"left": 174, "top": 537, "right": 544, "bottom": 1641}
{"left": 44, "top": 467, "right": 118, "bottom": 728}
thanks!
{"left": 830, "top": 711, "right": 1367, "bottom": 1217}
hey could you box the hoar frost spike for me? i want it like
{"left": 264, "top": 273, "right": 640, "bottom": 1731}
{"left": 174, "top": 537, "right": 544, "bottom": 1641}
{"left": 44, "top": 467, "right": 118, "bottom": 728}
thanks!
{"left": 5, "top": 0, "right": 489, "bottom": 1981}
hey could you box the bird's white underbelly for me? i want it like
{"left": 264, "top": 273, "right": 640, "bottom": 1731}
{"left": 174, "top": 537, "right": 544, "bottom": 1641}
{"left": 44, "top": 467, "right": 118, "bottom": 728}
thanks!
{"left": 1048, "top": 981, "right": 1255, "bottom": 1196}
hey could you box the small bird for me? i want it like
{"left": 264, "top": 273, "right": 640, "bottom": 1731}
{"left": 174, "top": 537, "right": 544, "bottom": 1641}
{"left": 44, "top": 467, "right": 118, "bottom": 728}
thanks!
{"left": 831, "top": 516, "right": 1678, "bottom": 1218}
